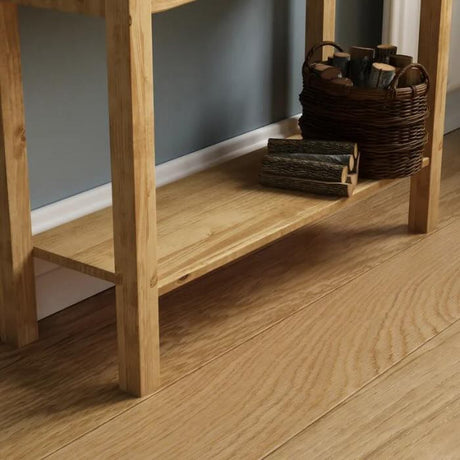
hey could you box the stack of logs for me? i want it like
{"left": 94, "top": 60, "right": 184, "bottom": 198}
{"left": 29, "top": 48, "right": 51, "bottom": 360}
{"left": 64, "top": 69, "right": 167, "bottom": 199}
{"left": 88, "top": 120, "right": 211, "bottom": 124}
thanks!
{"left": 260, "top": 139, "right": 360, "bottom": 198}
{"left": 312, "top": 43, "right": 422, "bottom": 89}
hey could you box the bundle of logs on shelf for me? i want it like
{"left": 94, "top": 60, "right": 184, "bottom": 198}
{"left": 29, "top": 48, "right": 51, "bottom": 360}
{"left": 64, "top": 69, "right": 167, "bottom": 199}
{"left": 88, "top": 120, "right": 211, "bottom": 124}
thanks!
{"left": 260, "top": 139, "right": 360, "bottom": 198}
{"left": 320, "top": 43, "right": 423, "bottom": 90}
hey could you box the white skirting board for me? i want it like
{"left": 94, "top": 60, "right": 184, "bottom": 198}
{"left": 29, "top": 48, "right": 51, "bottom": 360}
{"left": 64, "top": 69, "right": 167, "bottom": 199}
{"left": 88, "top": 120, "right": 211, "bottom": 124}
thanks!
{"left": 446, "top": 88, "right": 460, "bottom": 134}
{"left": 33, "top": 116, "right": 301, "bottom": 320}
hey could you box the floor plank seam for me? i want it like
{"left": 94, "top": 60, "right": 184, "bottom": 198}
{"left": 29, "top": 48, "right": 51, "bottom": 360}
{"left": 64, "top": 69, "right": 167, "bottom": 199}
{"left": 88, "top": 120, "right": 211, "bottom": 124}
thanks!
{"left": 40, "top": 215, "right": 460, "bottom": 459}
{"left": 263, "top": 315, "right": 460, "bottom": 459}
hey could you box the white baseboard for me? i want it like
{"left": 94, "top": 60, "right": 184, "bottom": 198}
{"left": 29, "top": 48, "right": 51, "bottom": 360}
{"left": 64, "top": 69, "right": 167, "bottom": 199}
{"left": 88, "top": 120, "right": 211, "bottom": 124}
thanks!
{"left": 33, "top": 116, "right": 301, "bottom": 319}
{"left": 445, "top": 88, "right": 460, "bottom": 134}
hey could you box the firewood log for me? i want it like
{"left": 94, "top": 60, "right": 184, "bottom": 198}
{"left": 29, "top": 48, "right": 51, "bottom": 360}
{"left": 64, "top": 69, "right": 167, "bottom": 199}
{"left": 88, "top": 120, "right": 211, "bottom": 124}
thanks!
{"left": 268, "top": 138, "right": 358, "bottom": 159}
{"left": 389, "top": 54, "right": 413, "bottom": 68}
{"left": 375, "top": 44, "right": 398, "bottom": 63}
{"left": 400, "top": 67, "right": 423, "bottom": 87}
{"left": 350, "top": 47, "right": 375, "bottom": 87}
{"left": 311, "top": 63, "right": 342, "bottom": 80}
{"left": 261, "top": 155, "right": 348, "bottom": 183}
{"left": 332, "top": 52, "right": 351, "bottom": 78}
{"left": 330, "top": 77, "right": 354, "bottom": 89}
{"left": 260, "top": 174, "right": 355, "bottom": 198}
{"left": 271, "top": 152, "right": 355, "bottom": 171}
{"left": 368, "top": 63, "right": 396, "bottom": 89}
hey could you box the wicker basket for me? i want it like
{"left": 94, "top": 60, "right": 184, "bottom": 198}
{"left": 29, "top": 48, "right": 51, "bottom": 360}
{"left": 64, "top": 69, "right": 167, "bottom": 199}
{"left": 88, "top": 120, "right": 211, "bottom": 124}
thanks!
{"left": 299, "top": 41, "right": 430, "bottom": 179}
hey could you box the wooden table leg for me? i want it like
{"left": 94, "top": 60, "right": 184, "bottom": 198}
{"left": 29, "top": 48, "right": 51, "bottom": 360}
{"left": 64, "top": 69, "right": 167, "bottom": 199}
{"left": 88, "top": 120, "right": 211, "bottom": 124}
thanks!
{"left": 105, "top": 0, "right": 160, "bottom": 397}
{"left": 305, "top": 0, "right": 336, "bottom": 60}
{"left": 0, "top": 3, "right": 38, "bottom": 347}
{"left": 409, "top": 0, "right": 453, "bottom": 234}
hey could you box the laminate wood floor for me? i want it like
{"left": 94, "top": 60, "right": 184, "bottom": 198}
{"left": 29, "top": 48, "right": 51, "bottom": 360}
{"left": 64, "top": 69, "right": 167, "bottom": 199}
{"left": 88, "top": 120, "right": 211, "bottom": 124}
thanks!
{"left": 1, "top": 129, "right": 460, "bottom": 460}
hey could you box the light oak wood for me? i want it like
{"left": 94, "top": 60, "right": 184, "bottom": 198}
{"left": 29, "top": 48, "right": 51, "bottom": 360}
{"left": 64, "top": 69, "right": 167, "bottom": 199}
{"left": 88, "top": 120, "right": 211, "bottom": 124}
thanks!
{"left": 269, "top": 320, "right": 460, "bottom": 459}
{"left": 0, "top": 3, "right": 38, "bottom": 347}
{"left": 305, "top": 0, "right": 336, "bottom": 60}
{"left": 105, "top": 0, "right": 159, "bottom": 396}
{"left": 33, "top": 146, "right": 410, "bottom": 292}
{"left": 2, "top": 0, "right": 197, "bottom": 16}
{"left": 1, "top": 130, "right": 458, "bottom": 459}
{"left": 47, "top": 216, "right": 460, "bottom": 459}
{"left": 409, "top": 0, "right": 453, "bottom": 233}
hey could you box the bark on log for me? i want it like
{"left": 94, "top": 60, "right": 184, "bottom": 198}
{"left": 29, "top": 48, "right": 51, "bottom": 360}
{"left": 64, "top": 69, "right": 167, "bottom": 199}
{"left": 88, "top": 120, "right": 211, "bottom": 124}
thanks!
{"left": 368, "top": 63, "right": 396, "bottom": 89}
{"left": 389, "top": 54, "right": 413, "bottom": 68}
{"left": 350, "top": 47, "right": 374, "bottom": 87}
{"left": 332, "top": 52, "right": 351, "bottom": 78}
{"left": 400, "top": 68, "right": 423, "bottom": 87}
{"left": 375, "top": 44, "right": 398, "bottom": 63}
{"left": 330, "top": 77, "right": 354, "bottom": 88}
{"left": 272, "top": 152, "right": 355, "bottom": 171}
{"left": 311, "top": 63, "right": 342, "bottom": 80}
{"left": 268, "top": 138, "right": 358, "bottom": 158}
{"left": 350, "top": 46, "right": 376, "bottom": 59}
{"left": 262, "top": 155, "right": 348, "bottom": 183}
{"left": 260, "top": 174, "right": 354, "bottom": 198}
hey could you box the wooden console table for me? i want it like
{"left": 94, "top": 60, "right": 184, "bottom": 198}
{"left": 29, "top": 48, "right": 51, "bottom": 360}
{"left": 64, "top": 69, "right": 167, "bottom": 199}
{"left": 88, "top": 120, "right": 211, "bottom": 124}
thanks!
{"left": 0, "top": 0, "right": 452, "bottom": 397}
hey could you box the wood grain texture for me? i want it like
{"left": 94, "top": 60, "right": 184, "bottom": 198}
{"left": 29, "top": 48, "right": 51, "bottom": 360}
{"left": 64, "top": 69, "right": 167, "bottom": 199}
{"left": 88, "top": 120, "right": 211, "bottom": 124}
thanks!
{"left": 267, "top": 152, "right": 355, "bottom": 171}
{"left": 1, "top": 130, "right": 458, "bottom": 459}
{"left": 151, "top": 0, "right": 195, "bottom": 13}
{"left": 260, "top": 174, "right": 354, "bottom": 197}
{"left": 105, "top": 0, "right": 159, "bottom": 396}
{"left": 269, "top": 320, "right": 460, "bottom": 459}
{"left": 409, "top": 0, "right": 453, "bottom": 233}
{"left": 0, "top": 3, "right": 38, "bottom": 347}
{"left": 33, "top": 146, "right": 404, "bottom": 293}
{"left": 305, "top": 0, "right": 336, "bottom": 60}
{"left": 267, "top": 138, "right": 358, "bottom": 158}
{"left": 48, "top": 216, "right": 460, "bottom": 459}
{"left": 1, "top": 0, "right": 198, "bottom": 16}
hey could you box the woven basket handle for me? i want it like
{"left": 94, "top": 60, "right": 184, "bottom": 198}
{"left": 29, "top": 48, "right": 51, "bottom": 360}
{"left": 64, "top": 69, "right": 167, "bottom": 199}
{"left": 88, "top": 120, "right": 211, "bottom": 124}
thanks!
{"left": 390, "top": 63, "right": 430, "bottom": 90}
{"left": 306, "top": 41, "right": 344, "bottom": 69}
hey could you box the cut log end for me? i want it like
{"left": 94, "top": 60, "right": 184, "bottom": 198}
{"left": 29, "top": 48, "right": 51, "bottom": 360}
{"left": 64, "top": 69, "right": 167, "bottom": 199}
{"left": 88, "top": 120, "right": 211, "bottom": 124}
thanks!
{"left": 368, "top": 63, "right": 396, "bottom": 89}
{"left": 375, "top": 44, "right": 398, "bottom": 63}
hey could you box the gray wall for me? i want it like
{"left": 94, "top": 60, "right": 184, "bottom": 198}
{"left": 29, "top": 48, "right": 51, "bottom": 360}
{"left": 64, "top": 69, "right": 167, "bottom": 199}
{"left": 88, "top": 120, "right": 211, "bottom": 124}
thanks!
{"left": 19, "top": 0, "right": 383, "bottom": 210}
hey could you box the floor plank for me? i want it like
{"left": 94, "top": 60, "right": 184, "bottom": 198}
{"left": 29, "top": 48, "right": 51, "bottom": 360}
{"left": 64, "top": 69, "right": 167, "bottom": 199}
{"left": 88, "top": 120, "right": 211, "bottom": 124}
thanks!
{"left": 1, "top": 129, "right": 459, "bottom": 459}
{"left": 47, "top": 217, "right": 460, "bottom": 459}
{"left": 269, "top": 320, "right": 460, "bottom": 460}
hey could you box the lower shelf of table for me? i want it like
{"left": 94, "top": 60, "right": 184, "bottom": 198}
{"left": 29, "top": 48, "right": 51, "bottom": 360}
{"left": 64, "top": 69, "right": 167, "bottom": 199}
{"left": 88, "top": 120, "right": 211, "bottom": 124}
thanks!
{"left": 33, "top": 146, "right": 429, "bottom": 296}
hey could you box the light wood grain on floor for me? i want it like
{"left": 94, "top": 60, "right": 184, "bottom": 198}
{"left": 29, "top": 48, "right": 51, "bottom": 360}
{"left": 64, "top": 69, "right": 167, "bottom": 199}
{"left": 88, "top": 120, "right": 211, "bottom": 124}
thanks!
{"left": 268, "top": 319, "right": 460, "bottom": 460}
{"left": 46, "top": 216, "right": 460, "bottom": 459}
{"left": 1, "top": 129, "right": 459, "bottom": 459}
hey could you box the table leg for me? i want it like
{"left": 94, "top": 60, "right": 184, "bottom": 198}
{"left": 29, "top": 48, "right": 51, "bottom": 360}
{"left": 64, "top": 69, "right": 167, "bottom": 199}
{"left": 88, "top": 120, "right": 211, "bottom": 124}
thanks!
{"left": 0, "top": 3, "right": 38, "bottom": 347}
{"left": 409, "top": 0, "right": 453, "bottom": 233}
{"left": 105, "top": 0, "right": 160, "bottom": 397}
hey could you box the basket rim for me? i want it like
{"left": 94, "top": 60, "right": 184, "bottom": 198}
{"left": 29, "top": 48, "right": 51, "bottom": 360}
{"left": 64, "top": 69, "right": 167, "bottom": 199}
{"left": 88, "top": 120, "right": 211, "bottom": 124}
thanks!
{"left": 304, "top": 41, "right": 430, "bottom": 101}
{"left": 304, "top": 70, "right": 429, "bottom": 101}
